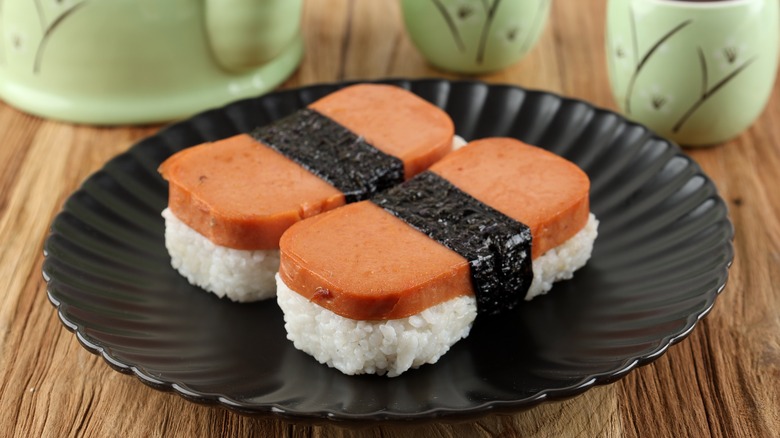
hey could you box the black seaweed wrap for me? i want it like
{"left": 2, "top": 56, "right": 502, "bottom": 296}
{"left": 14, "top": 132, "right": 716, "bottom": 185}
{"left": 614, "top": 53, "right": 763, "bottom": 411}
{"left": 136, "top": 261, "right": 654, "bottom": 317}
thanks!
{"left": 372, "top": 171, "right": 533, "bottom": 316}
{"left": 252, "top": 109, "right": 405, "bottom": 203}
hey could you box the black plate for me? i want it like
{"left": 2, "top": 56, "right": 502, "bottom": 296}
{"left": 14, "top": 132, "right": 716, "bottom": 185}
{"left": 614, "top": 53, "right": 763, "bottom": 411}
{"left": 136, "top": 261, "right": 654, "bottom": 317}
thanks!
{"left": 42, "top": 79, "right": 734, "bottom": 423}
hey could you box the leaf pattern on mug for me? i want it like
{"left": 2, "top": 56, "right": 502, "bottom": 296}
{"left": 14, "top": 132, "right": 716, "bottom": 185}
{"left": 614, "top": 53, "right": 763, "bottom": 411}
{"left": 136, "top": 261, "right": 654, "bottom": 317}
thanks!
{"left": 32, "top": 0, "right": 88, "bottom": 73}
{"left": 610, "top": 36, "right": 635, "bottom": 72}
{"left": 615, "top": 5, "right": 761, "bottom": 135}
{"left": 430, "top": 0, "right": 548, "bottom": 65}
{"left": 640, "top": 85, "right": 673, "bottom": 114}
{"left": 651, "top": 95, "right": 666, "bottom": 110}
{"left": 6, "top": 28, "right": 27, "bottom": 56}
{"left": 475, "top": 0, "right": 501, "bottom": 63}
{"left": 430, "top": 0, "right": 467, "bottom": 52}
{"left": 623, "top": 4, "right": 692, "bottom": 114}
{"left": 672, "top": 47, "right": 757, "bottom": 133}
{"left": 713, "top": 38, "right": 748, "bottom": 72}
{"left": 456, "top": 4, "right": 475, "bottom": 20}
{"left": 724, "top": 47, "right": 738, "bottom": 63}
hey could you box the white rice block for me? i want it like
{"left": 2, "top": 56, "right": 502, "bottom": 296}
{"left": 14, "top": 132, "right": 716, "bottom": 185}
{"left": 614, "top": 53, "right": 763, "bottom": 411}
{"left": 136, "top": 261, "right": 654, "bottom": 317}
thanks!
{"left": 276, "top": 275, "right": 477, "bottom": 377}
{"left": 525, "top": 213, "right": 599, "bottom": 300}
{"left": 278, "top": 213, "right": 599, "bottom": 377}
{"left": 452, "top": 135, "right": 468, "bottom": 150}
{"left": 162, "top": 208, "right": 279, "bottom": 302}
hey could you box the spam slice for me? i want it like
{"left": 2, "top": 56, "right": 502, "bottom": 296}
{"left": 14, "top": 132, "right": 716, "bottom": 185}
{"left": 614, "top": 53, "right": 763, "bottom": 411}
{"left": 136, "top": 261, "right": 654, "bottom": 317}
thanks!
{"left": 277, "top": 138, "right": 599, "bottom": 376}
{"left": 159, "top": 84, "right": 456, "bottom": 302}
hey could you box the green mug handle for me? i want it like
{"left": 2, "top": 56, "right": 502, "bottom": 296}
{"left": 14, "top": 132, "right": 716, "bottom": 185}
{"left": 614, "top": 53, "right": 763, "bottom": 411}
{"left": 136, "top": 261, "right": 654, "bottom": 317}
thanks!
{"left": 204, "top": 0, "right": 303, "bottom": 73}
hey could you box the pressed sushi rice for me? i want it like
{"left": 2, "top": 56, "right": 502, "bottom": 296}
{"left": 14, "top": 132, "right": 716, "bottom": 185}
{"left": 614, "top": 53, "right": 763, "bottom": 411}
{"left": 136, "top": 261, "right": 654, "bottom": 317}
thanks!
{"left": 277, "top": 213, "right": 599, "bottom": 377}
{"left": 162, "top": 208, "right": 280, "bottom": 301}
{"left": 525, "top": 213, "right": 599, "bottom": 300}
{"left": 278, "top": 277, "right": 477, "bottom": 378}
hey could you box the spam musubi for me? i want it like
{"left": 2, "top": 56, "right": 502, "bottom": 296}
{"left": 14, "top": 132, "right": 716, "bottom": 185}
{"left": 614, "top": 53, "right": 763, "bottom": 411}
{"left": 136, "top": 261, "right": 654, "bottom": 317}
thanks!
{"left": 158, "top": 84, "right": 457, "bottom": 302}
{"left": 276, "top": 138, "right": 599, "bottom": 376}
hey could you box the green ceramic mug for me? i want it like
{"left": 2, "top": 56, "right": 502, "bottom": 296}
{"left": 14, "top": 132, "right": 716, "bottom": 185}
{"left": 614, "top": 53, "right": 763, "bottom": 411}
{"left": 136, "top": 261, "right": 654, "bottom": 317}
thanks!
{"left": 401, "top": 0, "right": 552, "bottom": 74}
{"left": 0, "top": 0, "right": 303, "bottom": 124}
{"left": 606, "top": 0, "right": 779, "bottom": 146}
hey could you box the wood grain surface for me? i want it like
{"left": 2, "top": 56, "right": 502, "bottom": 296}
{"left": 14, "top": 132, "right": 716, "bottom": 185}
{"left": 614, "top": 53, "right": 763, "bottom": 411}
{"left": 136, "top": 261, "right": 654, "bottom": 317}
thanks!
{"left": 1, "top": 1, "right": 778, "bottom": 436}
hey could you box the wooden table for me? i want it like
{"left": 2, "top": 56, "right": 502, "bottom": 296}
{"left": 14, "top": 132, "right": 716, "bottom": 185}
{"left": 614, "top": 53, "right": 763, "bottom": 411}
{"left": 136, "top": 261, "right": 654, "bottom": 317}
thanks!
{"left": 1, "top": 1, "right": 778, "bottom": 436}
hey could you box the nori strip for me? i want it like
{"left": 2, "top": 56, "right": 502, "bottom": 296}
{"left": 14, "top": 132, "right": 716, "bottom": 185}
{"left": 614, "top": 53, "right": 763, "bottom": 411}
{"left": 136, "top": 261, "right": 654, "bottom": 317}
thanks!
{"left": 372, "top": 171, "right": 533, "bottom": 316}
{"left": 252, "top": 109, "right": 405, "bottom": 203}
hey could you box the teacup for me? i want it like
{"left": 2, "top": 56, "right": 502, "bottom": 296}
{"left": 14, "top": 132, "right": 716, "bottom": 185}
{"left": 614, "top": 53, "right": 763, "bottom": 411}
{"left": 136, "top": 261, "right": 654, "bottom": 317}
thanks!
{"left": 0, "top": 0, "right": 303, "bottom": 124}
{"left": 606, "top": 0, "right": 779, "bottom": 146}
{"left": 401, "top": 0, "right": 552, "bottom": 74}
